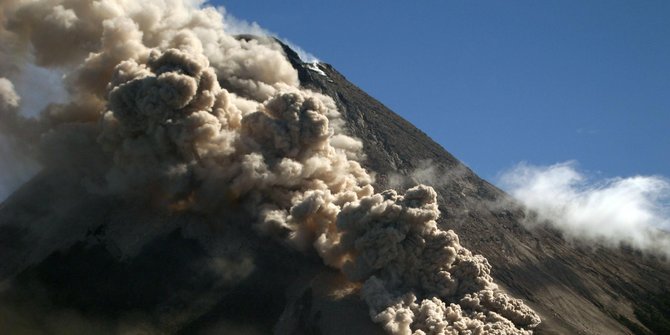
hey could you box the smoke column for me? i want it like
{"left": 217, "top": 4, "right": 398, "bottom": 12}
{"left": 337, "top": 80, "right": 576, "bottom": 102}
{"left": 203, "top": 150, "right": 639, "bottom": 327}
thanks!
{"left": 0, "top": 1, "right": 540, "bottom": 333}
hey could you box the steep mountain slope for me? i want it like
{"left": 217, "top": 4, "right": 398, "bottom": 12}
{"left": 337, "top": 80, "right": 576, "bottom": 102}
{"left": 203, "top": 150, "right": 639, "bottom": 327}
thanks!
{"left": 280, "top": 44, "right": 670, "bottom": 335}
{"left": 0, "top": 33, "right": 668, "bottom": 334}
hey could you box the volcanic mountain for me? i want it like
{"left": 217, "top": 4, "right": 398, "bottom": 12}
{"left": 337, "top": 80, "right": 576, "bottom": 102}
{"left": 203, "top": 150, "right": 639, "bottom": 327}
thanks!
{"left": 281, "top": 43, "right": 670, "bottom": 335}
{"left": 0, "top": 2, "right": 669, "bottom": 334}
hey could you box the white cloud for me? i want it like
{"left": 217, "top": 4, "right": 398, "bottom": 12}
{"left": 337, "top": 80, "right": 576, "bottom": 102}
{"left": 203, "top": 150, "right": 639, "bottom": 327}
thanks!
{"left": 498, "top": 161, "right": 670, "bottom": 255}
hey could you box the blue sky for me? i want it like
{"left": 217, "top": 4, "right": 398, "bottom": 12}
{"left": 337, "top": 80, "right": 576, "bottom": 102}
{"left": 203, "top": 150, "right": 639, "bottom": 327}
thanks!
{"left": 219, "top": 1, "right": 670, "bottom": 182}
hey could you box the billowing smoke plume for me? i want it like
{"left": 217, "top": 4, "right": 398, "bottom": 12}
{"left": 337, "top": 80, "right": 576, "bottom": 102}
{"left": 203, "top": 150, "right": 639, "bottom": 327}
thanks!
{"left": 336, "top": 186, "right": 540, "bottom": 334}
{"left": 499, "top": 161, "right": 670, "bottom": 256}
{"left": 0, "top": 0, "right": 540, "bottom": 333}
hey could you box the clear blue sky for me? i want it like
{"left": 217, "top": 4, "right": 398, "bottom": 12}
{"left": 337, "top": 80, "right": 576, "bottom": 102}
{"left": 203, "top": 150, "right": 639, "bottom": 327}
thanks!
{"left": 216, "top": 1, "right": 669, "bottom": 181}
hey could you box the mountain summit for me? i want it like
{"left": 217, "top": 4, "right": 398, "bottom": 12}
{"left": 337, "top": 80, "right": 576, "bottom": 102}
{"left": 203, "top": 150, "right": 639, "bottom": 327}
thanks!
{"left": 1, "top": 1, "right": 668, "bottom": 334}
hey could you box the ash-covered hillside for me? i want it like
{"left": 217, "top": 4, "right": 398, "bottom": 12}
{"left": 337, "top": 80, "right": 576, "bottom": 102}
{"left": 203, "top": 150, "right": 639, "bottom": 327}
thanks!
{"left": 0, "top": 1, "right": 668, "bottom": 334}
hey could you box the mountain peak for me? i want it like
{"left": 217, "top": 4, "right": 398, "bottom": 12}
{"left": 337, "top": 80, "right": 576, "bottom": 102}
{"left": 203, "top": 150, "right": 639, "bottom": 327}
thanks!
{"left": 0, "top": 2, "right": 668, "bottom": 334}
{"left": 274, "top": 39, "right": 670, "bottom": 335}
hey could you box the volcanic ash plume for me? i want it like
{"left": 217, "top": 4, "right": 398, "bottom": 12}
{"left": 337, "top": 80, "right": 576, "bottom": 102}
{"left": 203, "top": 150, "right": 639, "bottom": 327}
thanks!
{"left": 0, "top": 0, "right": 540, "bottom": 333}
{"left": 335, "top": 186, "right": 540, "bottom": 334}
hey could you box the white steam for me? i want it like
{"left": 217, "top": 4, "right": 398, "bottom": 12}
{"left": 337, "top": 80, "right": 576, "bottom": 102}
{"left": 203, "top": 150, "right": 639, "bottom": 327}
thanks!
{"left": 388, "top": 159, "right": 470, "bottom": 190}
{"left": 499, "top": 161, "right": 670, "bottom": 255}
{"left": 217, "top": 6, "right": 319, "bottom": 63}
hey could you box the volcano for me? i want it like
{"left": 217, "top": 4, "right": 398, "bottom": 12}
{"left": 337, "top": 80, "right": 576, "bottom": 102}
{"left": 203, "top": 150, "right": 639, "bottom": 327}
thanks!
{"left": 1, "top": 2, "right": 669, "bottom": 334}
{"left": 279, "top": 46, "right": 670, "bottom": 335}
